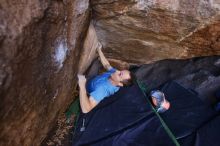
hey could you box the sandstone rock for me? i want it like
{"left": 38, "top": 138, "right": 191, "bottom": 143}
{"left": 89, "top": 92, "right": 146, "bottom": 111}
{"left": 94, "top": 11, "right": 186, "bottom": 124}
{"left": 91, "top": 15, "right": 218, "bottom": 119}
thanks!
{"left": 0, "top": 0, "right": 90, "bottom": 146}
{"left": 78, "top": 23, "right": 99, "bottom": 74}
{"left": 91, "top": 0, "right": 220, "bottom": 64}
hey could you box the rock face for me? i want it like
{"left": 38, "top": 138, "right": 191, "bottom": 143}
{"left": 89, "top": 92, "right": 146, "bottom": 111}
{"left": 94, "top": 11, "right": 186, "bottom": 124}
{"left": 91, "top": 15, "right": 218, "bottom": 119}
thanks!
{"left": 0, "top": 0, "right": 90, "bottom": 146}
{"left": 91, "top": 0, "right": 220, "bottom": 64}
{"left": 78, "top": 23, "right": 100, "bottom": 74}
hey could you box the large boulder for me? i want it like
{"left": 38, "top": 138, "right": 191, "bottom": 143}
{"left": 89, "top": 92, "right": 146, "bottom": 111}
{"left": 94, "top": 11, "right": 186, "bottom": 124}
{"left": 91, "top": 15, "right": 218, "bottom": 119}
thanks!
{"left": 0, "top": 0, "right": 90, "bottom": 145}
{"left": 91, "top": 0, "right": 220, "bottom": 64}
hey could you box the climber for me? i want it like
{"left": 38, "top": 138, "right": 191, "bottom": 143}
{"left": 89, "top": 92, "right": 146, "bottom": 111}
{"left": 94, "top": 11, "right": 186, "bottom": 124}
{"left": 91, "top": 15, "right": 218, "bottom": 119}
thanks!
{"left": 77, "top": 44, "right": 135, "bottom": 113}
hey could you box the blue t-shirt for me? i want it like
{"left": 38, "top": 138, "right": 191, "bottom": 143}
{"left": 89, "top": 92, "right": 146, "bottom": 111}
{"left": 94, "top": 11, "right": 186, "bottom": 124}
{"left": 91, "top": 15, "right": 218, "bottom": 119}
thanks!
{"left": 86, "top": 68, "right": 120, "bottom": 103}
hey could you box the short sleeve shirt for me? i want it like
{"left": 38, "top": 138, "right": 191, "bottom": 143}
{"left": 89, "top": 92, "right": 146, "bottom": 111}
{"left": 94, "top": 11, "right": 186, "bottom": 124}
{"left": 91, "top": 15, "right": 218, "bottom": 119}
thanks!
{"left": 86, "top": 68, "right": 120, "bottom": 103}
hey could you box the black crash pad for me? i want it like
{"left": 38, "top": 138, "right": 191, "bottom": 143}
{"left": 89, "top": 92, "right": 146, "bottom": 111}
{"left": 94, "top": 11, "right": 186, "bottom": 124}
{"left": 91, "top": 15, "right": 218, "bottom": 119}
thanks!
{"left": 72, "top": 83, "right": 176, "bottom": 146}
{"left": 72, "top": 81, "right": 218, "bottom": 146}
{"left": 160, "top": 81, "right": 217, "bottom": 139}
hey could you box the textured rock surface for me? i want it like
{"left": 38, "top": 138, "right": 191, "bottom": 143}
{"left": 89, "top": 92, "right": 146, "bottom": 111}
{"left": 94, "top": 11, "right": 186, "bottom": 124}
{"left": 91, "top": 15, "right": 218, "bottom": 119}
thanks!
{"left": 91, "top": 0, "right": 220, "bottom": 64}
{"left": 134, "top": 56, "right": 220, "bottom": 104}
{"left": 78, "top": 23, "right": 99, "bottom": 74}
{"left": 0, "top": 0, "right": 90, "bottom": 146}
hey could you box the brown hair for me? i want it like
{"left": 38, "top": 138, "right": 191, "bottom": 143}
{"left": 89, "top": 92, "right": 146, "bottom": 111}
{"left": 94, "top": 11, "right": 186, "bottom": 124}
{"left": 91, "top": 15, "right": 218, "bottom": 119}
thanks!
{"left": 121, "top": 71, "right": 136, "bottom": 86}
